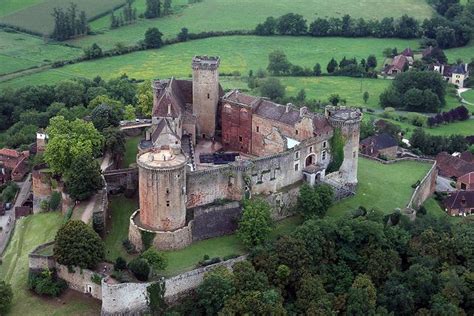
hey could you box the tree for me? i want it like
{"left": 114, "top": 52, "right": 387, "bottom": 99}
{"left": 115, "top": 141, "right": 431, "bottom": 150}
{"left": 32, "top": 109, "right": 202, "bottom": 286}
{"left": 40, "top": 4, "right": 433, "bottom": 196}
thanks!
{"left": 363, "top": 91, "right": 369, "bottom": 104}
{"left": 267, "top": 50, "right": 291, "bottom": 75}
{"left": 144, "top": 27, "right": 163, "bottom": 49}
{"left": 436, "top": 26, "right": 457, "bottom": 48}
{"left": 313, "top": 63, "right": 322, "bottom": 76}
{"left": 123, "top": 104, "right": 136, "bottom": 120}
{"left": 329, "top": 94, "right": 341, "bottom": 106}
{"left": 83, "top": 43, "right": 103, "bottom": 60}
{"left": 177, "top": 27, "right": 189, "bottom": 41}
{"left": 91, "top": 104, "right": 121, "bottom": 131}
{"left": 49, "top": 191, "right": 62, "bottom": 211}
{"left": 44, "top": 116, "right": 104, "bottom": 175}
{"left": 296, "top": 274, "right": 333, "bottom": 314}
{"left": 255, "top": 16, "right": 277, "bottom": 35}
{"left": 103, "top": 127, "right": 125, "bottom": 159}
{"left": 296, "top": 89, "right": 306, "bottom": 102}
{"left": 297, "top": 183, "right": 334, "bottom": 219}
{"left": 128, "top": 258, "right": 150, "bottom": 281}
{"left": 276, "top": 13, "right": 307, "bottom": 35}
{"left": 54, "top": 80, "right": 85, "bottom": 107}
{"left": 163, "top": 0, "right": 172, "bottom": 15}
{"left": 65, "top": 153, "right": 103, "bottom": 201}
{"left": 197, "top": 266, "right": 235, "bottom": 314}
{"left": 141, "top": 248, "right": 167, "bottom": 273}
{"left": 346, "top": 274, "right": 377, "bottom": 315}
{"left": 136, "top": 80, "right": 154, "bottom": 116}
{"left": 54, "top": 220, "right": 104, "bottom": 269}
{"left": 144, "top": 0, "right": 161, "bottom": 18}
{"left": 237, "top": 198, "right": 273, "bottom": 248}
{"left": 367, "top": 55, "right": 377, "bottom": 69}
{"left": 114, "top": 257, "right": 127, "bottom": 271}
{"left": 327, "top": 58, "right": 338, "bottom": 73}
{"left": 259, "top": 78, "right": 285, "bottom": 101}
{"left": 0, "top": 281, "right": 13, "bottom": 315}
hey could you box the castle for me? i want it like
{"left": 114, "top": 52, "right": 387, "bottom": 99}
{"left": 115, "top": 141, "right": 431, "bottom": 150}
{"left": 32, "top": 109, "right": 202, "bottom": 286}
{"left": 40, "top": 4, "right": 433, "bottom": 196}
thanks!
{"left": 128, "top": 56, "right": 362, "bottom": 251}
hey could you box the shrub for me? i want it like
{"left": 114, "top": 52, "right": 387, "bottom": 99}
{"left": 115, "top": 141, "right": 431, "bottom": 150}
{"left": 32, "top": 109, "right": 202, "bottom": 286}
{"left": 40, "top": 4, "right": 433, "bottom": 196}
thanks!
{"left": 141, "top": 248, "right": 167, "bottom": 273}
{"left": 49, "top": 192, "right": 62, "bottom": 211}
{"left": 411, "top": 180, "right": 421, "bottom": 188}
{"left": 91, "top": 273, "right": 102, "bottom": 285}
{"left": 111, "top": 270, "right": 125, "bottom": 282}
{"left": 28, "top": 269, "right": 67, "bottom": 297}
{"left": 114, "top": 257, "right": 127, "bottom": 271}
{"left": 198, "top": 257, "right": 222, "bottom": 268}
{"left": 122, "top": 239, "right": 136, "bottom": 254}
{"left": 128, "top": 258, "right": 150, "bottom": 281}
{"left": 0, "top": 281, "right": 13, "bottom": 315}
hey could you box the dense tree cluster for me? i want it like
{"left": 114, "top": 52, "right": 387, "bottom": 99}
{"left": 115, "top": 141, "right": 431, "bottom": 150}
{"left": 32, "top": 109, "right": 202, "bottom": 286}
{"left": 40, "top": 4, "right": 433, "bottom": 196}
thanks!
{"left": 51, "top": 3, "right": 88, "bottom": 41}
{"left": 184, "top": 210, "right": 474, "bottom": 315}
{"left": 237, "top": 199, "right": 273, "bottom": 248}
{"left": 427, "top": 105, "right": 470, "bottom": 127}
{"left": 297, "top": 184, "right": 334, "bottom": 219}
{"left": 410, "top": 128, "right": 468, "bottom": 155}
{"left": 54, "top": 220, "right": 105, "bottom": 269}
{"left": 256, "top": 9, "right": 473, "bottom": 49}
{"left": 144, "top": 0, "right": 161, "bottom": 18}
{"left": 28, "top": 269, "right": 67, "bottom": 297}
{"left": 144, "top": 27, "right": 164, "bottom": 48}
{"left": 380, "top": 70, "right": 447, "bottom": 112}
{"left": 0, "top": 75, "right": 137, "bottom": 149}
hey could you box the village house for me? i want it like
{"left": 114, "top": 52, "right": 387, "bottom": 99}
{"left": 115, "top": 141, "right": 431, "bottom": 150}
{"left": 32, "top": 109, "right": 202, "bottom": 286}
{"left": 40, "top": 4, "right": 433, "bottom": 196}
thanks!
{"left": 457, "top": 171, "right": 474, "bottom": 191}
{"left": 431, "top": 63, "right": 470, "bottom": 88}
{"left": 383, "top": 54, "right": 409, "bottom": 75}
{"left": 0, "top": 148, "right": 29, "bottom": 181}
{"left": 444, "top": 190, "right": 474, "bottom": 216}
{"left": 359, "top": 133, "right": 398, "bottom": 159}
{"left": 435, "top": 151, "right": 474, "bottom": 179}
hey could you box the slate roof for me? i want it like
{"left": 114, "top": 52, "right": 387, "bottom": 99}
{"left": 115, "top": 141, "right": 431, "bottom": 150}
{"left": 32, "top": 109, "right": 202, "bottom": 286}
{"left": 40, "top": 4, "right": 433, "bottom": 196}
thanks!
{"left": 436, "top": 152, "right": 474, "bottom": 179}
{"left": 254, "top": 99, "right": 302, "bottom": 125}
{"left": 444, "top": 190, "right": 474, "bottom": 210}
{"left": 460, "top": 151, "right": 474, "bottom": 163}
{"left": 391, "top": 55, "right": 408, "bottom": 70}
{"left": 360, "top": 133, "right": 398, "bottom": 150}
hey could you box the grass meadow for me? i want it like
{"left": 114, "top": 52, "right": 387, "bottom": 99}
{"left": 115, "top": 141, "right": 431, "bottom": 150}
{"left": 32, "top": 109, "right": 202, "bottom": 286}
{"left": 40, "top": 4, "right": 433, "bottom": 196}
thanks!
{"left": 327, "top": 158, "right": 433, "bottom": 217}
{"left": 0, "top": 0, "right": 125, "bottom": 35}
{"left": 0, "top": 29, "right": 82, "bottom": 75}
{"left": 461, "top": 89, "right": 474, "bottom": 104}
{"left": 123, "top": 135, "right": 141, "bottom": 167}
{"left": 70, "top": 0, "right": 434, "bottom": 49}
{"left": 0, "top": 212, "right": 101, "bottom": 315}
{"left": 0, "top": 0, "right": 47, "bottom": 17}
{"left": 0, "top": 36, "right": 422, "bottom": 87}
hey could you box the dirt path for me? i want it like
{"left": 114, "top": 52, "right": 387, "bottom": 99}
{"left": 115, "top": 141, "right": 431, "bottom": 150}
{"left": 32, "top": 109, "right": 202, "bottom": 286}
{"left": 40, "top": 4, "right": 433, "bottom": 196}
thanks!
{"left": 80, "top": 194, "right": 97, "bottom": 224}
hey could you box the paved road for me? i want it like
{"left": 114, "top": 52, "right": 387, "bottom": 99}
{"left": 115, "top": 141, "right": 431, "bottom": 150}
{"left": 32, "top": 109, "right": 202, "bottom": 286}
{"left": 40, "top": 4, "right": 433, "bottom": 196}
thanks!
{"left": 436, "top": 176, "right": 456, "bottom": 193}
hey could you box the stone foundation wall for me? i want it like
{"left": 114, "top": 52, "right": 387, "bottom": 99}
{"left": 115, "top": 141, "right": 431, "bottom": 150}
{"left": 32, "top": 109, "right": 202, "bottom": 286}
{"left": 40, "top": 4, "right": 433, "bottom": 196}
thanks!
{"left": 56, "top": 264, "right": 102, "bottom": 300}
{"left": 129, "top": 210, "right": 193, "bottom": 251}
{"left": 191, "top": 201, "right": 242, "bottom": 241}
{"left": 28, "top": 242, "right": 56, "bottom": 271}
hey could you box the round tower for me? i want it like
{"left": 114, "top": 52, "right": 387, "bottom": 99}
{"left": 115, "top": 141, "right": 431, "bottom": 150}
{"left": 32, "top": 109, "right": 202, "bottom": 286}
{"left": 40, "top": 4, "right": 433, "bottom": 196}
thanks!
{"left": 326, "top": 106, "right": 362, "bottom": 188}
{"left": 137, "top": 147, "right": 187, "bottom": 231}
{"left": 192, "top": 56, "right": 220, "bottom": 139}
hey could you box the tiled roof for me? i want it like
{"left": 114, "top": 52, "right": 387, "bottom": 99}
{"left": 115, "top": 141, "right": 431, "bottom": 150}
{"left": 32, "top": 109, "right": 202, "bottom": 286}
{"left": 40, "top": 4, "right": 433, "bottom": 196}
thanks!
{"left": 0, "top": 148, "right": 20, "bottom": 158}
{"left": 444, "top": 190, "right": 474, "bottom": 210}
{"left": 401, "top": 48, "right": 414, "bottom": 57}
{"left": 458, "top": 172, "right": 474, "bottom": 185}
{"left": 254, "top": 99, "right": 302, "bottom": 125}
{"left": 391, "top": 55, "right": 408, "bottom": 70}
{"left": 436, "top": 152, "right": 474, "bottom": 178}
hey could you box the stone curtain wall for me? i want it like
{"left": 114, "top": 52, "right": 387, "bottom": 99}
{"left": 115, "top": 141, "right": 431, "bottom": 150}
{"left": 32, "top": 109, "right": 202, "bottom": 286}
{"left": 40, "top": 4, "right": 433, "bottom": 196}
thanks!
{"left": 28, "top": 241, "right": 56, "bottom": 271}
{"left": 101, "top": 255, "right": 247, "bottom": 315}
{"left": 103, "top": 167, "right": 138, "bottom": 194}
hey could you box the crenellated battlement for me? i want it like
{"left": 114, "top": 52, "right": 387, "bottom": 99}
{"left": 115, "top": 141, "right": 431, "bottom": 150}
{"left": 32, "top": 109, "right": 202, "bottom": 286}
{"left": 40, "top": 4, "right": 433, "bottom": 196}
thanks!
{"left": 192, "top": 56, "right": 220, "bottom": 71}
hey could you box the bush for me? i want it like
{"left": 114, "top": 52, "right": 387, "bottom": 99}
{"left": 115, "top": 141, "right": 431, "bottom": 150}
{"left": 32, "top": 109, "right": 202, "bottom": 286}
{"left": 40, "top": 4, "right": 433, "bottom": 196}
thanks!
{"left": 0, "top": 280, "right": 13, "bottom": 315}
{"left": 128, "top": 258, "right": 150, "bottom": 281}
{"left": 411, "top": 180, "right": 421, "bottom": 188}
{"left": 198, "top": 257, "right": 222, "bottom": 268}
{"left": 91, "top": 273, "right": 102, "bottom": 285}
{"left": 114, "top": 257, "right": 127, "bottom": 271}
{"left": 49, "top": 192, "right": 62, "bottom": 211}
{"left": 28, "top": 269, "right": 67, "bottom": 297}
{"left": 141, "top": 248, "right": 167, "bottom": 273}
{"left": 122, "top": 239, "right": 136, "bottom": 254}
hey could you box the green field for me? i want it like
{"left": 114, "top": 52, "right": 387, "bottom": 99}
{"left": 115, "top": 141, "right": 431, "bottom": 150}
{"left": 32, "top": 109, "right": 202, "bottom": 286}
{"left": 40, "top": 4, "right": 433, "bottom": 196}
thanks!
{"left": 327, "top": 158, "right": 433, "bottom": 217}
{"left": 422, "top": 197, "right": 463, "bottom": 223}
{"left": 461, "top": 89, "right": 474, "bottom": 104}
{"left": 0, "top": 0, "right": 125, "bottom": 35}
{"left": 0, "top": 0, "right": 46, "bottom": 17}
{"left": 0, "top": 29, "right": 82, "bottom": 75}
{"left": 70, "top": 0, "right": 434, "bottom": 50}
{"left": 0, "top": 36, "right": 422, "bottom": 87}
{"left": 0, "top": 212, "right": 101, "bottom": 315}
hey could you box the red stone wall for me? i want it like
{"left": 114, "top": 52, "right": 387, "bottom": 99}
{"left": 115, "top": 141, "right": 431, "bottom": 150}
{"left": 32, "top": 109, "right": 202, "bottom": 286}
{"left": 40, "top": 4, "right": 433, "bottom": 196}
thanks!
{"left": 221, "top": 103, "right": 252, "bottom": 154}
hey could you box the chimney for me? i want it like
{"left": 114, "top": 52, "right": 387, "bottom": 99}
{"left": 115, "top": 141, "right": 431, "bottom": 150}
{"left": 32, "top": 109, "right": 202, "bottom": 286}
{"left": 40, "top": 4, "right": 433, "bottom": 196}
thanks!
{"left": 300, "top": 106, "right": 308, "bottom": 117}
{"left": 286, "top": 103, "right": 292, "bottom": 113}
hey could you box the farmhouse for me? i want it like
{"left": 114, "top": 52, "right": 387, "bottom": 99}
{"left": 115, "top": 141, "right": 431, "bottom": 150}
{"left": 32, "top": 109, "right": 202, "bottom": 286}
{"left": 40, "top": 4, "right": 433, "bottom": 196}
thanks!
{"left": 383, "top": 54, "right": 409, "bottom": 75}
{"left": 359, "top": 133, "right": 398, "bottom": 159}
{"left": 436, "top": 152, "right": 474, "bottom": 179}
{"left": 0, "top": 148, "right": 29, "bottom": 181}
{"left": 457, "top": 171, "right": 474, "bottom": 191}
{"left": 431, "top": 63, "right": 470, "bottom": 88}
{"left": 444, "top": 190, "right": 474, "bottom": 216}
{"left": 130, "top": 56, "right": 362, "bottom": 251}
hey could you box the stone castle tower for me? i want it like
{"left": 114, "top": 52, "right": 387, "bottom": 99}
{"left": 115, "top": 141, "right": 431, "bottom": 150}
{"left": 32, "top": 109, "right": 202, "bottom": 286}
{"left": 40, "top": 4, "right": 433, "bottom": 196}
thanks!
{"left": 326, "top": 106, "right": 362, "bottom": 188}
{"left": 192, "top": 56, "right": 220, "bottom": 139}
{"left": 137, "top": 147, "right": 187, "bottom": 231}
